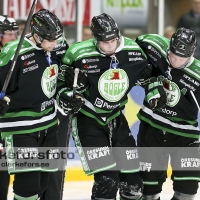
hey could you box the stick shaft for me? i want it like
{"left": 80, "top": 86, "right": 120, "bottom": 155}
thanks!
{"left": 72, "top": 68, "right": 79, "bottom": 96}
{"left": 190, "top": 90, "right": 200, "bottom": 111}
{"left": 0, "top": 0, "right": 38, "bottom": 99}
{"left": 65, "top": 68, "right": 80, "bottom": 165}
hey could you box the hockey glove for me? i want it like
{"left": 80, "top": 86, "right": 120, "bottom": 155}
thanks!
{"left": 57, "top": 89, "right": 85, "bottom": 115}
{"left": 136, "top": 64, "right": 153, "bottom": 86}
{"left": 65, "top": 67, "right": 89, "bottom": 92}
{"left": 145, "top": 77, "right": 167, "bottom": 110}
{"left": 0, "top": 97, "right": 10, "bottom": 116}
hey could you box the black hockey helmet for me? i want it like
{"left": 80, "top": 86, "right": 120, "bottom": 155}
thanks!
{"left": 0, "top": 15, "right": 18, "bottom": 35}
{"left": 90, "top": 13, "right": 120, "bottom": 42}
{"left": 169, "top": 27, "right": 197, "bottom": 58}
{"left": 31, "top": 9, "right": 63, "bottom": 41}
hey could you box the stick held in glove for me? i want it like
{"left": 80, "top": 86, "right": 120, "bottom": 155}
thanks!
{"left": 73, "top": 68, "right": 80, "bottom": 97}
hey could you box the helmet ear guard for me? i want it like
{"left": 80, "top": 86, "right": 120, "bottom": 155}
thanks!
{"left": 33, "top": 34, "right": 43, "bottom": 44}
{"left": 169, "top": 27, "right": 197, "bottom": 58}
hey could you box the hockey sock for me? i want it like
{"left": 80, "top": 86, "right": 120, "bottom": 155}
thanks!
{"left": 14, "top": 193, "right": 38, "bottom": 200}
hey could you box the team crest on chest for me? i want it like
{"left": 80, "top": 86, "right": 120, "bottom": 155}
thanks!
{"left": 98, "top": 69, "right": 129, "bottom": 102}
{"left": 42, "top": 64, "right": 58, "bottom": 98}
{"left": 159, "top": 75, "right": 181, "bottom": 107}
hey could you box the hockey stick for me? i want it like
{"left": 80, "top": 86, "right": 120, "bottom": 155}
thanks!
{"left": 190, "top": 90, "right": 200, "bottom": 111}
{"left": 59, "top": 68, "right": 79, "bottom": 200}
{"left": 65, "top": 68, "right": 79, "bottom": 162}
{"left": 0, "top": 0, "right": 38, "bottom": 100}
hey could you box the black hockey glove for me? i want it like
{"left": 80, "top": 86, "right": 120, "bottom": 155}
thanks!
{"left": 57, "top": 89, "right": 85, "bottom": 115}
{"left": 136, "top": 64, "right": 153, "bottom": 86}
{"left": 65, "top": 67, "right": 89, "bottom": 92}
{"left": 0, "top": 98, "right": 10, "bottom": 116}
{"left": 145, "top": 77, "right": 167, "bottom": 110}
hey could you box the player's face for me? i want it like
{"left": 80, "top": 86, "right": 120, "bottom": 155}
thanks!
{"left": 168, "top": 51, "right": 189, "bottom": 68}
{"left": 98, "top": 38, "right": 118, "bottom": 55}
{"left": 1, "top": 30, "right": 17, "bottom": 46}
{"left": 41, "top": 39, "right": 57, "bottom": 52}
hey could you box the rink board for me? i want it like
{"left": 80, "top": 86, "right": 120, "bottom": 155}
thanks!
{"left": 9, "top": 165, "right": 172, "bottom": 184}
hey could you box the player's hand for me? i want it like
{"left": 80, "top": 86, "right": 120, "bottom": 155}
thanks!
{"left": 65, "top": 67, "right": 89, "bottom": 92}
{"left": 58, "top": 89, "right": 85, "bottom": 114}
{"left": 145, "top": 77, "right": 167, "bottom": 110}
{"left": 0, "top": 96, "right": 10, "bottom": 116}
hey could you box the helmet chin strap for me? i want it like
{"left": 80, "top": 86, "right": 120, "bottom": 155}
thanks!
{"left": 32, "top": 33, "right": 43, "bottom": 48}
{"left": 167, "top": 49, "right": 193, "bottom": 69}
{"left": 97, "top": 37, "right": 121, "bottom": 55}
{"left": 176, "top": 57, "right": 192, "bottom": 69}
{"left": 97, "top": 45, "right": 108, "bottom": 55}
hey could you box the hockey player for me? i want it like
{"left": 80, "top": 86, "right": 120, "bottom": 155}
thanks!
{"left": 0, "top": 14, "right": 18, "bottom": 200}
{"left": 56, "top": 13, "right": 166, "bottom": 200}
{"left": 135, "top": 28, "right": 200, "bottom": 200}
{"left": 0, "top": 9, "right": 84, "bottom": 200}
{"left": 41, "top": 24, "right": 93, "bottom": 200}
{"left": 0, "top": 15, "right": 18, "bottom": 50}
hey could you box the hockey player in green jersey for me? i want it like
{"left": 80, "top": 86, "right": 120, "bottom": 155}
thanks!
{"left": 0, "top": 9, "right": 84, "bottom": 200}
{"left": 56, "top": 13, "right": 166, "bottom": 200}
{"left": 0, "top": 14, "right": 18, "bottom": 200}
{"left": 136, "top": 28, "right": 200, "bottom": 200}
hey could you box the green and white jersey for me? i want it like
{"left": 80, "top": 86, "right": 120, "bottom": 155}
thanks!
{"left": 136, "top": 34, "right": 200, "bottom": 139}
{"left": 60, "top": 36, "right": 148, "bottom": 125}
{"left": 0, "top": 35, "right": 68, "bottom": 139}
